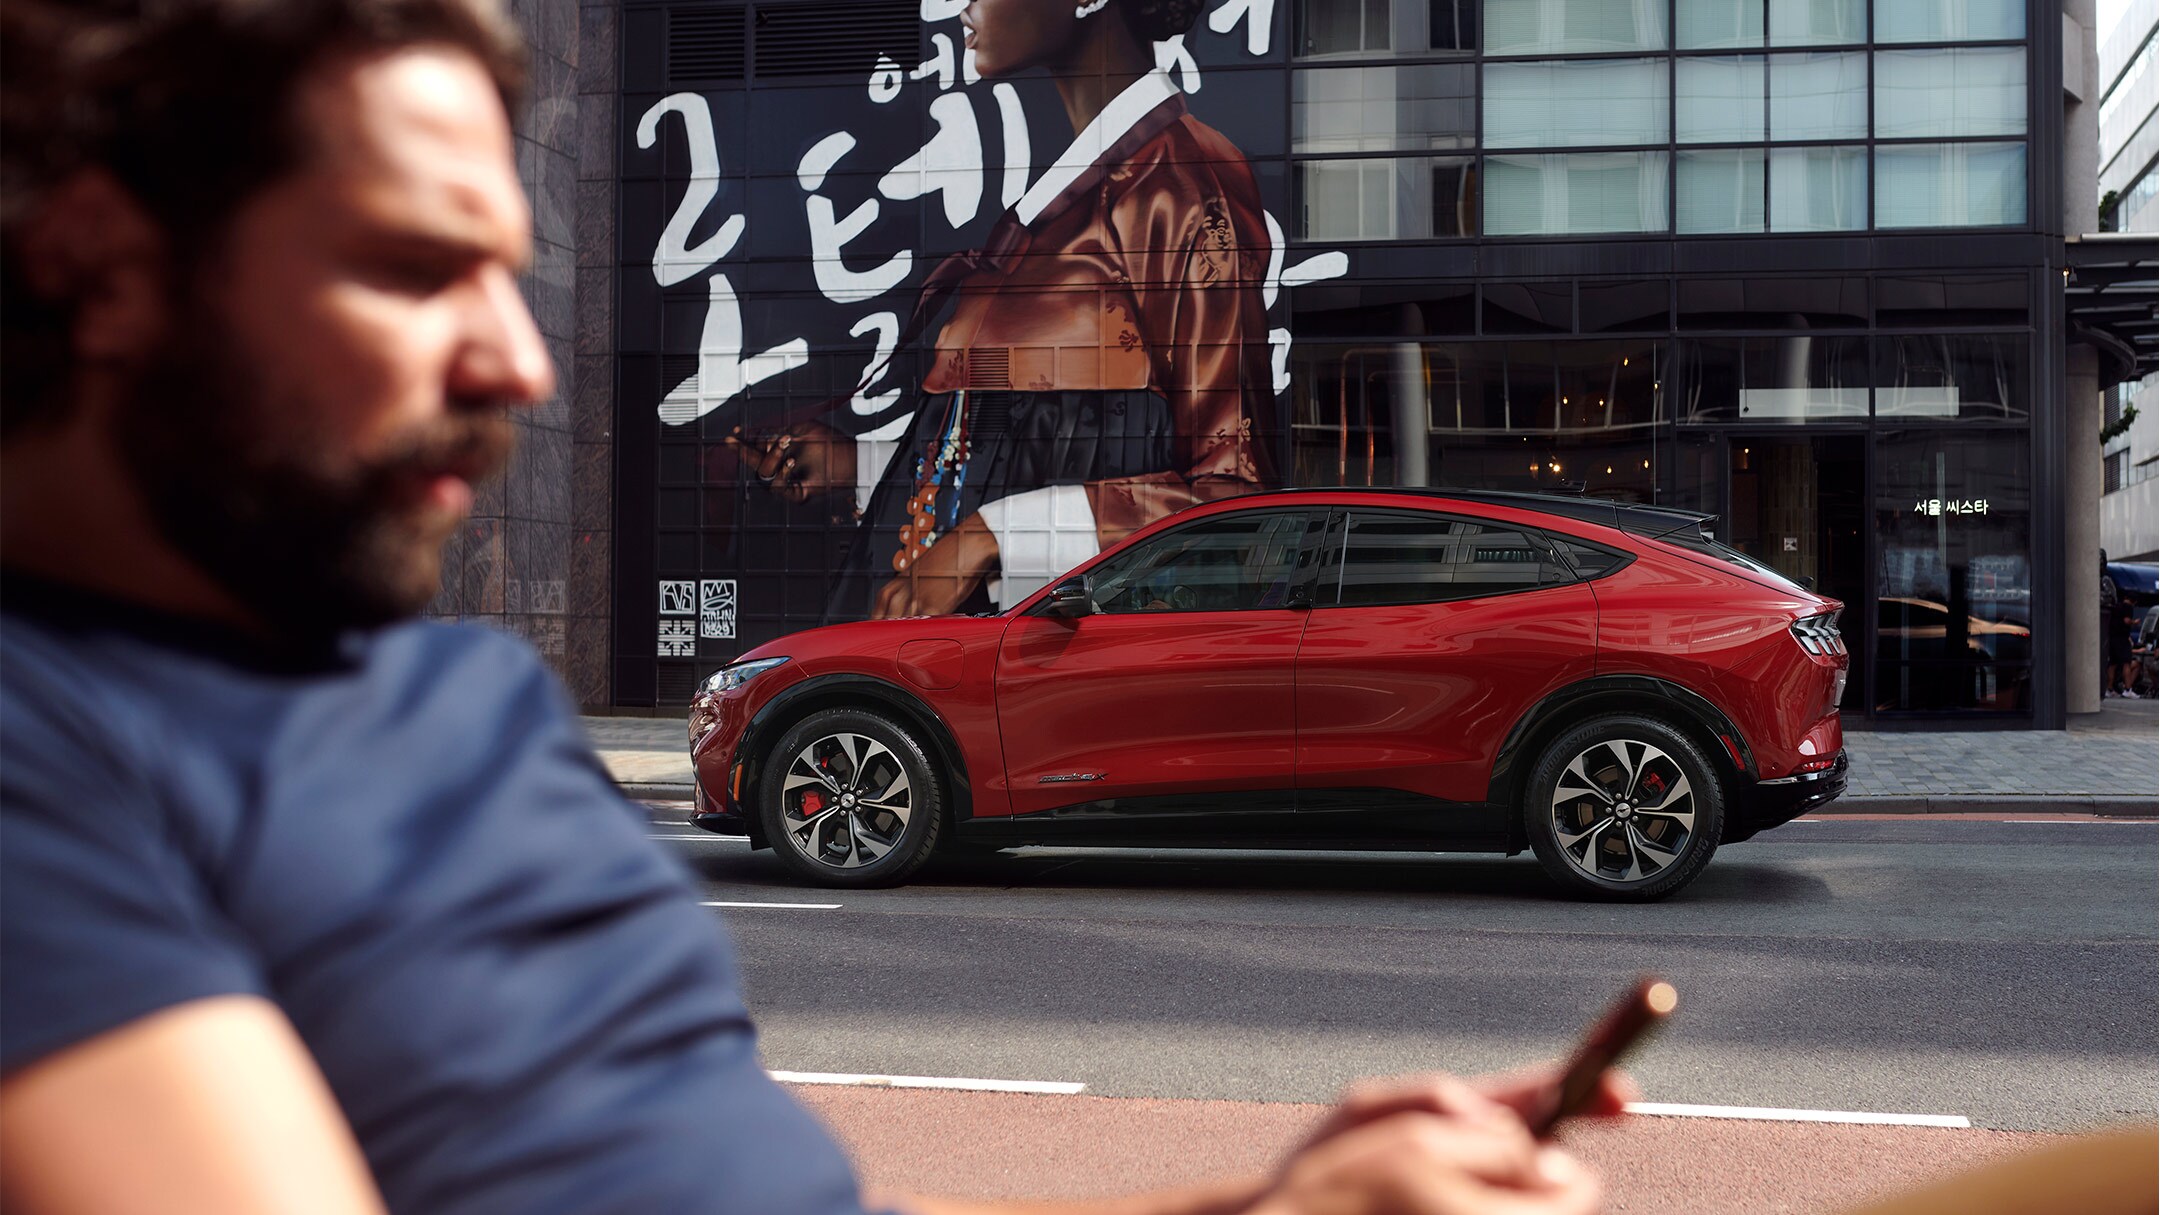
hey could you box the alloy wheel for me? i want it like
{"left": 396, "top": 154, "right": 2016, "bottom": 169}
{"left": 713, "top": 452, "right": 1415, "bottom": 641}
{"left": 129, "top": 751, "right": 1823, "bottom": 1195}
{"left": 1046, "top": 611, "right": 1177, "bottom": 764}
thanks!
{"left": 1546, "top": 738, "right": 1698, "bottom": 885}
{"left": 779, "top": 732, "right": 913, "bottom": 870}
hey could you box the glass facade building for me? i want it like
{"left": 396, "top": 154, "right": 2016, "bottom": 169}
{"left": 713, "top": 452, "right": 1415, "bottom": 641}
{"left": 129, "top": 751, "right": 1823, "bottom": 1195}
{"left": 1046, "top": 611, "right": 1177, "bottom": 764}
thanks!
{"left": 602, "top": 0, "right": 2101, "bottom": 724}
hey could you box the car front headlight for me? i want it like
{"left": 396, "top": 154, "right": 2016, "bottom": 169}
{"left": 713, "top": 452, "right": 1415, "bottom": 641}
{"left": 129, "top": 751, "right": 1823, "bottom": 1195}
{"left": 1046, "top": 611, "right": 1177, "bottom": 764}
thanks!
{"left": 699, "top": 657, "right": 790, "bottom": 697}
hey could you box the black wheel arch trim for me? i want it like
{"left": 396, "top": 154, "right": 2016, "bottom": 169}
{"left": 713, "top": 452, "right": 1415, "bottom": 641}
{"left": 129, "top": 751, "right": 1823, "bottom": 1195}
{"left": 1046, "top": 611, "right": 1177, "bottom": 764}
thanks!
{"left": 739, "top": 673, "right": 974, "bottom": 821}
{"left": 1492, "top": 675, "right": 1755, "bottom": 832}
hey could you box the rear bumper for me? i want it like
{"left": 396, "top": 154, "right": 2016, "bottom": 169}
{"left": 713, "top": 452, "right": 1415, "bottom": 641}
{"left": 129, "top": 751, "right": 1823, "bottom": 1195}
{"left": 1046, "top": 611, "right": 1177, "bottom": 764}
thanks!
{"left": 1731, "top": 751, "right": 1848, "bottom": 840}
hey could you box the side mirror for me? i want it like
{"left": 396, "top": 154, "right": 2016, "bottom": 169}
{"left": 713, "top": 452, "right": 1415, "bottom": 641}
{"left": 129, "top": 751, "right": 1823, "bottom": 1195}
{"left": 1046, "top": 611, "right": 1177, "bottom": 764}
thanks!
{"left": 1041, "top": 576, "right": 1096, "bottom": 619}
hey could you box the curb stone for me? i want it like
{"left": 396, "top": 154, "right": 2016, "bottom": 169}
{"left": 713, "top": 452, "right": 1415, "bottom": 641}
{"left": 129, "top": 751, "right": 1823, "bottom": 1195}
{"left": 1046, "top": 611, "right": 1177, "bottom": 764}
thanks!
{"left": 617, "top": 782, "right": 2155, "bottom": 818}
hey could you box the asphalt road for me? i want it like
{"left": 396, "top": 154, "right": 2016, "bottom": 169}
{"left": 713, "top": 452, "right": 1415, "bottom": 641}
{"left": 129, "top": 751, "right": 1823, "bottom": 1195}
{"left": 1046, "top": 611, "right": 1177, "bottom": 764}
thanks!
{"left": 648, "top": 813, "right": 2157, "bottom": 1136}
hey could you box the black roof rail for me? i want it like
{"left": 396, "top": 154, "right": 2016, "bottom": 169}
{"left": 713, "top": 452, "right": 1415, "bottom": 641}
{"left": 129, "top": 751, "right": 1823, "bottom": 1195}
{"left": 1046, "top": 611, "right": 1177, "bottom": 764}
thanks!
{"left": 1239, "top": 486, "right": 1718, "bottom": 537}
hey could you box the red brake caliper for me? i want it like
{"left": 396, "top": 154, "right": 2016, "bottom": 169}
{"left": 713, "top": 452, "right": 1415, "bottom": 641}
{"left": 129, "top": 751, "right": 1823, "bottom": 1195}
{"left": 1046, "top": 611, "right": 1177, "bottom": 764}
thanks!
{"left": 797, "top": 790, "right": 824, "bottom": 819}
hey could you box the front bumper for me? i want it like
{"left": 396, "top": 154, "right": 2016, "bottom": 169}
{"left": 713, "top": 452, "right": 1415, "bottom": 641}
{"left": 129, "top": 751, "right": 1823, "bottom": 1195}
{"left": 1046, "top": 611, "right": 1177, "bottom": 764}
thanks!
{"left": 1731, "top": 750, "right": 1848, "bottom": 840}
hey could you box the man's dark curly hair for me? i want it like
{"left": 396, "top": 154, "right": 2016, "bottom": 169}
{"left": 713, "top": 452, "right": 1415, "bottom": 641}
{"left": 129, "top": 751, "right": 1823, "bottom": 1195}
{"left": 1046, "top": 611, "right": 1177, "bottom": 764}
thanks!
{"left": 0, "top": 0, "right": 527, "bottom": 440}
{"left": 1124, "top": 0, "right": 1208, "bottom": 41}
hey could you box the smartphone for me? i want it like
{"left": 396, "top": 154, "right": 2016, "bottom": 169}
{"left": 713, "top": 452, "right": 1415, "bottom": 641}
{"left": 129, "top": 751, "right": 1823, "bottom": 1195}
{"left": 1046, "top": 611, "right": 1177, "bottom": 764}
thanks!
{"left": 1527, "top": 977, "right": 1677, "bottom": 1139}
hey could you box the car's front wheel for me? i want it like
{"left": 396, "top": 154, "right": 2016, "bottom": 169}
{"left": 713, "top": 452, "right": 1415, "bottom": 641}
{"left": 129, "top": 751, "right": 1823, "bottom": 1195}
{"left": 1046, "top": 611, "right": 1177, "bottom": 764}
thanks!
{"left": 1522, "top": 714, "right": 1724, "bottom": 900}
{"left": 756, "top": 707, "right": 943, "bottom": 887}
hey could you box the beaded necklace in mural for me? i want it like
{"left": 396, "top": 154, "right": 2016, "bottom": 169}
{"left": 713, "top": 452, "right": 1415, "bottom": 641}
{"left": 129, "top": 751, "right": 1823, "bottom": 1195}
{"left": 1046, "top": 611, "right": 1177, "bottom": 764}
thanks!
{"left": 893, "top": 389, "right": 971, "bottom": 572}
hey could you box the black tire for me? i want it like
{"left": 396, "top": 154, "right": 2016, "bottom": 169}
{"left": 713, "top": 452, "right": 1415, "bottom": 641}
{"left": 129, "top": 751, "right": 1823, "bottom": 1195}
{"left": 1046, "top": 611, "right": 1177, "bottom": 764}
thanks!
{"left": 1522, "top": 714, "right": 1725, "bottom": 901}
{"left": 755, "top": 707, "right": 944, "bottom": 887}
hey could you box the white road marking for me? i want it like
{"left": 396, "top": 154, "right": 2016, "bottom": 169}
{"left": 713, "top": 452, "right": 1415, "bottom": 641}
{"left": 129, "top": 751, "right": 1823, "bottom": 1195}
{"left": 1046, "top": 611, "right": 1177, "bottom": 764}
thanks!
{"left": 701, "top": 900, "right": 842, "bottom": 910}
{"left": 1625, "top": 1101, "right": 1970, "bottom": 1128}
{"left": 771, "top": 1070, "right": 1086, "bottom": 1095}
{"left": 2003, "top": 820, "right": 2154, "bottom": 824}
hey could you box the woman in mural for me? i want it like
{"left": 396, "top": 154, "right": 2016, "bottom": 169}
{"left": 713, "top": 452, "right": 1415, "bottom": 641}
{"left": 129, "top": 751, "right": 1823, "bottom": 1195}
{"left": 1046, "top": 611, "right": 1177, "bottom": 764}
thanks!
{"left": 734, "top": 0, "right": 1276, "bottom": 620}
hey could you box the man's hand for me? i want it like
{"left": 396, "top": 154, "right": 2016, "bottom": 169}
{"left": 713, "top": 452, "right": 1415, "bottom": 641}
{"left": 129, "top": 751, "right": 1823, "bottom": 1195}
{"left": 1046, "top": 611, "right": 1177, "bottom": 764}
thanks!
{"left": 727, "top": 422, "right": 855, "bottom": 504}
{"left": 889, "top": 1067, "right": 1626, "bottom": 1215}
{"left": 1253, "top": 1104, "right": 1600, "bottom": 1215}
{"left": 874, "top": 513, "right": 999, "bottom": 619}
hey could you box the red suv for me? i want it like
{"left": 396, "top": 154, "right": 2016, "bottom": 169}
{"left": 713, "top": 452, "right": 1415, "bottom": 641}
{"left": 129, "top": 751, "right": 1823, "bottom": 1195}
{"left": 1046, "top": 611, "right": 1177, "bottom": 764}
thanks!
{"left": 687, "top": 490, "right": 1849, "bottom": 900}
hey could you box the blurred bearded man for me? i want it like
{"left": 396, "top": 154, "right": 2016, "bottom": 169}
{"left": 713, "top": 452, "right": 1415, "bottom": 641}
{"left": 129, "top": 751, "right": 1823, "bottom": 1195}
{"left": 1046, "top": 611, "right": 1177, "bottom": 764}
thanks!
{"left": 0, "top": 4, "right": 1610, "bottom": 1214}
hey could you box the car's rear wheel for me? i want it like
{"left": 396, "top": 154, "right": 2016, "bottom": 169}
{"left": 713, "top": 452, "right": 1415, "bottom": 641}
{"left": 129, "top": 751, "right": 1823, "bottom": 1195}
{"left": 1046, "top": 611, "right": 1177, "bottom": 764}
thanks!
{"left": 1523, "top": 714, "right": 1724, "bottom": 901}
{"left": 756, "top": 708, "right": 943, "bottom": 887}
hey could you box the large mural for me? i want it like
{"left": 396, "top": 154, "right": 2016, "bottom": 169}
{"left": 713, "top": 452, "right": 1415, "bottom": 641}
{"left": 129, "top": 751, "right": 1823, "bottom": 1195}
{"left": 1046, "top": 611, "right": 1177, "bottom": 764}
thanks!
{"left": 623, "top": 0, "right": 1344, "bottom": 673}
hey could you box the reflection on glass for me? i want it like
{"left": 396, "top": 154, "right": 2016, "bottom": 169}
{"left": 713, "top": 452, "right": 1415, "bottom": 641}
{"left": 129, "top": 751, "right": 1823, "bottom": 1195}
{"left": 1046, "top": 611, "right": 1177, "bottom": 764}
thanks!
{"left": 1874, "top": 48, "right": 2027, "bottom": 138}
{"left": 1679, "top": 57, "right": 1767, "bottom": 142}
{"left": 1875, "top": 334, "right": 2029, "bottom": 422}
{"left": 1290, "top": 339, "right": 1662, "bottom": 497}
{"left": 1679, "top": 0, "right": 1764, "bottom": 48}
{"left": 1677, "top": 276, "right": 1868, "bottom": 328}
{"left": 1484, "top": 152, "right": 1671, "bottom": 234}
{"left": 1298, "top": 0, "right": 1481, "bottom": 55}
{"left": 1679, "top": 149, "right": 1767, "bottom": 233}
{"left": 1875, "top": 274, "right": 2029, "bottom": 327}
{"left": 1875, "top": 142, "right": 2027, "bottom": 227}
{"left": 1293, "top": 65, "right": 1475, "bottom": 152}
{"left": 1674, "top": 336, "right": 1869, "bottom": 421}
{"left": 1335, "top": 516, "right": 1560, "bottom": 605}
{"left": 1770, "top": 145, "right": 1867, "bottom": 230}
{"left": 1483, "top": 0, "right": 1668, "bottom": 54}
{"left": 1767, "top": 0, "right": 1863, "bottom": 46}
{"left": 1483, "top": 59, "right": 1669, "bottom": 148}
{"left": 1770, "top": 51, "right": 1867, "bottom": 140}
{"left": 1873, "top": 431, "right": 2032, "bottom": 714}
{"left": 1295, "top": 157, "right": 1479, "bottom": 239}
{"left": 1875, "top": 0, "right": 2024, "bottom": 44}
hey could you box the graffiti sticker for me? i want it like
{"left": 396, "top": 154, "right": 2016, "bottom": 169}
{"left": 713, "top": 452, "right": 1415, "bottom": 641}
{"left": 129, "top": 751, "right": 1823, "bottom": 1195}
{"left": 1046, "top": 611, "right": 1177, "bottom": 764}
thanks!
{"left": 699, "top": 579, "right": 739, "bottom": 639}
{"left": 658, "top": 619, "right": 696, "bottom": 657}
{"left": 658, "top": 580, "right": 697, "bottom": 615}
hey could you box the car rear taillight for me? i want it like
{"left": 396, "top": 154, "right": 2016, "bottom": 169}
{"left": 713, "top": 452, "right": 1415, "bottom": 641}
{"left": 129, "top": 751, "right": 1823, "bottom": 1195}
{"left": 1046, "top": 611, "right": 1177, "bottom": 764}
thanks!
{"left": 1790, "top": 611, "right": 1846, "bottom": 657}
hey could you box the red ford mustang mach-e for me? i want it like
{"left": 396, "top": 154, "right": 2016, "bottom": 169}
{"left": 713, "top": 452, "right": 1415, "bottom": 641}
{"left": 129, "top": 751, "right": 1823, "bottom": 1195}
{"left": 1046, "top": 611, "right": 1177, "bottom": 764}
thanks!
{"left": 686, "top": 490, "right": 1849, "bottom": 899}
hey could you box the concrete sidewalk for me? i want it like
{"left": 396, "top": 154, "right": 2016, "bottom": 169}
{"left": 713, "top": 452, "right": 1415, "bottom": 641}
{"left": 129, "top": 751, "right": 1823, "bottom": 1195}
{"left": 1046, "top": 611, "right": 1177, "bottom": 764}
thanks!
{"left": 586, "top": 700, "right": 2157, "bottom": 815}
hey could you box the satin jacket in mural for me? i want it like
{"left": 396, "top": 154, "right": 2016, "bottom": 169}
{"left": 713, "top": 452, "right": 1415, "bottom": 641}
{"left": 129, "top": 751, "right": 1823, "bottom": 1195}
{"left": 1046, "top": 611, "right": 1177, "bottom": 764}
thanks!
{"left": 834, "top": 74, "right": 1277, "bottom": 619}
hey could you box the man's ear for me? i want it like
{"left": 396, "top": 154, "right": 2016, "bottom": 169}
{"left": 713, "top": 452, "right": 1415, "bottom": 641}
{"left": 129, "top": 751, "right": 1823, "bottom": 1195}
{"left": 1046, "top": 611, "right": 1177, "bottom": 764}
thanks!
{"left": 15, "top": 168, "right": 170, "bottom": 365}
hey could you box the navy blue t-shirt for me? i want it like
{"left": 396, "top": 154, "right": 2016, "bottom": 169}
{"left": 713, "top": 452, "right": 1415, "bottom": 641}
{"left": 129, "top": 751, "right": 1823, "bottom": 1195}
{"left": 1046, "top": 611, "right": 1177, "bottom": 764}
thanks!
{"left": 1, "top": 581, "right": 873, "bottom": 1214}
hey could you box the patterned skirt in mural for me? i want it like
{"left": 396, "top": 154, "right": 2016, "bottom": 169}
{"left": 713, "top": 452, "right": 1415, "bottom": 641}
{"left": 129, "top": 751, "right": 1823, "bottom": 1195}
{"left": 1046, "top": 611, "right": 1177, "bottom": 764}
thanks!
{"left": 825, "top": 388, "right": 1178, "bottom": 622}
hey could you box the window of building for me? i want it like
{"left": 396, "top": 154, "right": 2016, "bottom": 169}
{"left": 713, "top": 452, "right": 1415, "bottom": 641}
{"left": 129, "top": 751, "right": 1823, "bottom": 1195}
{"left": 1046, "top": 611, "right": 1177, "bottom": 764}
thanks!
{"left": 1484, "top": 151, "right": 1670, "bottom": 234}
{"left": 1769, "top": 51, "right": 1868, "bottom": 140}
{"left": 1296, "top": 0, "right": 1479, "bottom": 56}
{"left": 1482, "top": 282, "right": 1573, "bottom": 333}
{"left": 1483, "top": 59, "right": 1669, "bottom": 148}
{"left": 1679, "top": 0, "right": 1764, "bottom": 49}
{"left": 1483, "top": 0, "right": 1667, "bottom": 55}
{"left": 1874, "top": 0, "right": 2024, "bottom": 44}
{"left": 1875, "top": 334, "right": 2030, "bottom": 422}
{"left": 1766, "top": 0, "right": 1865, "bottom": 46}
{"left": 1577, "top": 280, "right": 1671, "bottom": 332}
{"left": 1874, "top": 47, "right": 2027, "bottom": 138}
{"left": 1876, "top": 274, "right": 2028, "bottom": 327}
{"left": 1296, "top": 156, "right": 1479, "bottom": 239}
{"left": 1679, "top": 148, "right": 1768, "bottom": 233}
{"left": 1293, "top": 65, "right": 1475, "bottom": 153}
{"left": 1330, "top": 514, "right": 1562, "bottom": 605}
{"left": 1875, "top": 141, "right": 2027, "bottom": 227}
{"left": 1679, "top": 56, "right": 1767, "bottom": 143}
{"left": 2106, "top": 449, "right": 2130, "bottom": 494}
{"left": 1089, "top": 512, "right": 1311, "bottom": 615}
{"left": 1677, "top": 275, "right": 1868, "bottom": 328}
{"left": 1673, "top": 335, "right": 1870, "bottom": 421}
{"left": 1769, "top": 144, "right": 1868, "bottom": 230}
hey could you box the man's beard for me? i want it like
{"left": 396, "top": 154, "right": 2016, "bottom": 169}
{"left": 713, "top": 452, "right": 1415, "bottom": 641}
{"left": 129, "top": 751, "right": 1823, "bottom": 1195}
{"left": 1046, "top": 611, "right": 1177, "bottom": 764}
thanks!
{"left": 114, "top": 314, "right": 514, "bottom": 643}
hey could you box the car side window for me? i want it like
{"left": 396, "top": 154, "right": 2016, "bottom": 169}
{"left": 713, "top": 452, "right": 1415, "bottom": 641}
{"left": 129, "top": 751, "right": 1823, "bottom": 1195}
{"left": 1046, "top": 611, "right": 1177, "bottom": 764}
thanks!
{"left": 1090, "top": 512, "right": 1309, "bottom": 615}
{"left": 1329, "top": 513, "right": 1562, "bottom": 607}
{"left": 1551, "top": 537, "right": 1629, "bottom": 580}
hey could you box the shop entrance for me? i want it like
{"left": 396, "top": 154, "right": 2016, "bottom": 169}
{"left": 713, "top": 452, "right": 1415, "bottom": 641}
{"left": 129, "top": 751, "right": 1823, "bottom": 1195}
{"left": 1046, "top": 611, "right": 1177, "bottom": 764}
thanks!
{"left": 1720, "top": 435, "right": 1868, "bottom": 712}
